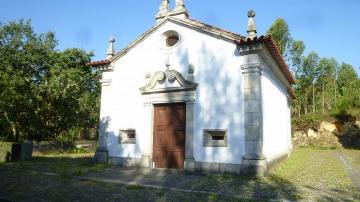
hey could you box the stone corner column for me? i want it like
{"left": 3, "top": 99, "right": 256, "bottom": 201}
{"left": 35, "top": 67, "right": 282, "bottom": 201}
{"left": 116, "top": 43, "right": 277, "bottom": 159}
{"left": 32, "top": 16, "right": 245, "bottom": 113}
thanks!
{"left": 94, "top": 77, "right": 112, "bottom": 164}
{"left": 184, "top": 101, "right": 196, "bottom": 172}
{"left": 240, "top": 63, "right": 267, "bottom": 177}
{"left": 140, "top": 102, "right": 153, "bottom": 168}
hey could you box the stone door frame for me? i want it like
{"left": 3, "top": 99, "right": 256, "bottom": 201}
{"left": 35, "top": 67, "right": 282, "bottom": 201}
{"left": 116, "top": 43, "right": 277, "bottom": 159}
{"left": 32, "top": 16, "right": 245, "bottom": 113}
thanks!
{"left": 142, "top": 90, "right": 196, "bottom": 171}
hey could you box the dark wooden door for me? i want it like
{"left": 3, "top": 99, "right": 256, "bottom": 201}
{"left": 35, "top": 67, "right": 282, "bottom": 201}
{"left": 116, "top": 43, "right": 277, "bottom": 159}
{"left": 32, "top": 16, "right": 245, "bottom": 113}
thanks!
{"left": 153, "top": 103, "right": 186, "bottom": 169}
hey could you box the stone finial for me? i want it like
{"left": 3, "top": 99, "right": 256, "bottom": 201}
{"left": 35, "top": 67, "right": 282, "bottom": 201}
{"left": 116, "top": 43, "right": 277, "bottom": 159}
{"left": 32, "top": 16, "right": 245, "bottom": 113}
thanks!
{"left": 175, "top": 0, "right": 186, "bottom": 11}
{"left": 247, "top": 10, "right": 257, "bottom": 39}
{"left": 106, "top": 36, "right": 115, "bottom": 60}
{"left": 156, "top": 0, "right": 170, "bottom": 20}
{"left": 171, "top": 0, "right": 189, "bottom": 19}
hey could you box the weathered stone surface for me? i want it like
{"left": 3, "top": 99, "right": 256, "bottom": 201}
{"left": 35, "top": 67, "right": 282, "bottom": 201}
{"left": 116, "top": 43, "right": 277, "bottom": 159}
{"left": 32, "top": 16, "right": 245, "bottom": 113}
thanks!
{"left": 20, "top": 140, "right": 33, "bottom": 160}
{"left": 140, "top": 156, "right": 151, "bottom": 168}
{"left": 245, "top": 100, "right": 261, "bottom": 113}
{"left": 355, "top": 121, "right": 360, "bottom": 128}
{"left": 245, "top": 126, "right": 261, "bottom": 141}
{"left": 219, "top": 163, "right": 241, "bottom": 174}
{"left": 319, "top": 121, "right": 337, "bottom": 133}
{"left": 293, "top": 129, "right": 342, "bottom": 148}
{"left": 307, "top": 129, "right": 318, "bottom": 138}
{"left": 201, "top": 162, "right": 220, "bottom": 173}
{"left": 108, "top": 157, "right": 143, "bottom": 167}
{"left": 241, "top": 158, "right": 267, "bottom": 176}
{"left": 94, "top": 150, "right": 108, "bottom": 164}
{"left": 184, "top": 159, "right": 195, "bottom": 172}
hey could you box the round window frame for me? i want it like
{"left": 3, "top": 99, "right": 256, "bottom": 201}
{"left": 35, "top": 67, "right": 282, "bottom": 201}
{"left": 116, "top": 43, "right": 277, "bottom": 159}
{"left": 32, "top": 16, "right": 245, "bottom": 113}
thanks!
{"left": 160, "top": 30, "right": 181, "bottom": 50}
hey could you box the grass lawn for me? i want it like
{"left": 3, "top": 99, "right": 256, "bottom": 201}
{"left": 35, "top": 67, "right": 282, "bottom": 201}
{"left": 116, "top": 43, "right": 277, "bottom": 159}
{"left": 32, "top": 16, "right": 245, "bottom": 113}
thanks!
{"left": 189, "top": 147, "right": 360, "bottom": 201}
{"left": 1, "top": 148, "right": 360, "bottom": 201}
{"left": 271, "top": 147, "right": 359, "bottom": 201}
{"left": 340, "top": 149, "right": 360, "bottom": 172}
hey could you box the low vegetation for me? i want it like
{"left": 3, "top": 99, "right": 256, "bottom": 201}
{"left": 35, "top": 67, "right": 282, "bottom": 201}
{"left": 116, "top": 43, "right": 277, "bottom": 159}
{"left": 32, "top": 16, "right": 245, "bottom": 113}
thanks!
{"left": 0, "top": 142, "right": 14, "bottom": 163}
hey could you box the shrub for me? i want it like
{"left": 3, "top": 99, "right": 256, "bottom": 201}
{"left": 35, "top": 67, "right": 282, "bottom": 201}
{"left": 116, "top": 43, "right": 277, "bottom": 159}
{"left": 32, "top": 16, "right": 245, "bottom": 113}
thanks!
{"left": 0, "top": 142, "right": 15, "bottom": 163}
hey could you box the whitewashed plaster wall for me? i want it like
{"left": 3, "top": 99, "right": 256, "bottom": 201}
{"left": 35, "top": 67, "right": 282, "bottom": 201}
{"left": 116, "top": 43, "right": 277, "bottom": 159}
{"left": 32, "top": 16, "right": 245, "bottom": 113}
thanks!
{"left": 262, "top": 65, "right": 292, "bottom": 161}
{"left": 100, "top": 20, "right": 247, "bottom": 164}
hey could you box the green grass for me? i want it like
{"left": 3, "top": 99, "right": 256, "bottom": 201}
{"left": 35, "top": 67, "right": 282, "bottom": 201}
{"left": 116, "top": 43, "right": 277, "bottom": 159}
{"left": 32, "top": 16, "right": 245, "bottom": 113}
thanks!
{"left": 341, "top": 149, "right": 360, "bottom": 172}
{"left": 1, "top": 152, "right": 110, "bottom": 179}
{"left": 272, "top": 147, "right": 359, "bottom": 201}
{"left": 189, "top": 147, "right": 360, "bottom": 201}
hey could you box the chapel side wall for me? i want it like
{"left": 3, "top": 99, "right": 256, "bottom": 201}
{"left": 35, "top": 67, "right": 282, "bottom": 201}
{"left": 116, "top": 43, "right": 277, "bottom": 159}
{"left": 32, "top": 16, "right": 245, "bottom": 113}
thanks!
{"left": 261, "top": 65, "right": 292, "bottom": 161}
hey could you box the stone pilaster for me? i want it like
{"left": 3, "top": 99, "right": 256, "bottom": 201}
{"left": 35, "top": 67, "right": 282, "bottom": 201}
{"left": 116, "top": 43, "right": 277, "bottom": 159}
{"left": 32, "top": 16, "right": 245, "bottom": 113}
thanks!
{"left": 141, "top": 102, "right": 153, "bottom": 168}
{"left": 94, "top": 77, "right": 112, "bottom": 164}
{"left": 184, "top": 101, "right": 195, "bottom": 172}
{"left": 241, "top": 63, "right": 267, "bottom": 176}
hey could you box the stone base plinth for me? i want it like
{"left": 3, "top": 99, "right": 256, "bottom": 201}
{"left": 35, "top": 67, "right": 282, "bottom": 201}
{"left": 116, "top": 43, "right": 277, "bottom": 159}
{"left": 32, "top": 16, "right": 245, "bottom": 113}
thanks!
{"left": 94, "top": 148, "right": 108, "bottom": 164}
{"left": 184, "top": 158, "right": 195, "bottom": 172}
{"left": 240, "top": 155, "right": 267, "bottom": 177}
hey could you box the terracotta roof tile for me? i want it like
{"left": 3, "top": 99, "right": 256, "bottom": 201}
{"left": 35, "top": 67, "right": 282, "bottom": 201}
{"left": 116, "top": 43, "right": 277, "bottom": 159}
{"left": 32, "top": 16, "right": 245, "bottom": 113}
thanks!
{"left": 87, "top": 60, "right": 111, "bottom": 67}
{"left": 238, "top": 35, "right": 296, "bottom": 85}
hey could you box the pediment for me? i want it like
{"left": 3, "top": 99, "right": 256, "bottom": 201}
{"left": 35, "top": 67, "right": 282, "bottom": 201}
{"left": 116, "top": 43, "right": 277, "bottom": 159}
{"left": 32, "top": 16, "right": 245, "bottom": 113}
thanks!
{"left": 140, "top": 69, "right": 197, "bottom": 95}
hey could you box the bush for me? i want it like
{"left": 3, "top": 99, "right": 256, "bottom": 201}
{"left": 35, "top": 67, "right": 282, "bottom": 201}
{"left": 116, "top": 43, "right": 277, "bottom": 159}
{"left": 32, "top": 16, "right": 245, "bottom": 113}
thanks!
{"left": 0, "top": 142, "right": 15, "bottom": 163}
{"left": 292, "top": 114, "right": 322, "bottom": 131}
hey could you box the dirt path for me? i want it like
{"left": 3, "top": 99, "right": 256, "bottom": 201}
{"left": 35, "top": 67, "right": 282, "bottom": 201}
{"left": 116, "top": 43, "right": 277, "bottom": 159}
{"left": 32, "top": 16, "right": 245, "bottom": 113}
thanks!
{"left": 336, "top": 151, "right": 360, "bottom": 191}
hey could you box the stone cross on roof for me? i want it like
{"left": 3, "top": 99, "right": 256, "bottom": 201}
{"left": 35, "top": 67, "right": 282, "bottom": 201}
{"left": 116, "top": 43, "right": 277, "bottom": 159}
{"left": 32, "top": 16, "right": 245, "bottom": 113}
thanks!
{"left": 156, "top": 0, "right": 169, "bottom": 19}
{"left": 174, "top": 0, "right": 186, "bottom": 13}
{"left": 155, "top": 0, "right": 188, "bottom": 21}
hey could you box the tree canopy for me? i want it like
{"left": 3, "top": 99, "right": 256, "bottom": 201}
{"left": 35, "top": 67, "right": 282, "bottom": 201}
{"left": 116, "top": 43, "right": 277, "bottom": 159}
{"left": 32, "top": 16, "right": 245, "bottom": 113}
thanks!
{"left": 0, "top": 20, "right": 100, "bottom": 142}
{"left": 267, "top": 18, "right": 360, "bottom": 117}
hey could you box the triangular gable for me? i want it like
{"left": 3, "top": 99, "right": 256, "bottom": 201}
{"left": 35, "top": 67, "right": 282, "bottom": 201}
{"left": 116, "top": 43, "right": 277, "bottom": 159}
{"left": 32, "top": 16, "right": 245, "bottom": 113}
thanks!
{"left": 110, "top": 17, "right": 245, "bottom": 62}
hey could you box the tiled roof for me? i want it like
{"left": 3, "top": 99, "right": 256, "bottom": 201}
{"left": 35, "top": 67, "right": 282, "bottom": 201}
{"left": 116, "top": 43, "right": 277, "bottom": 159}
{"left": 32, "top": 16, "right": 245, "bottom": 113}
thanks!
{"left": 87, "top": 60, "right": 111, "bottom": 67}
{"left": 238, "top": 35, "right": 296, "bottom": 85}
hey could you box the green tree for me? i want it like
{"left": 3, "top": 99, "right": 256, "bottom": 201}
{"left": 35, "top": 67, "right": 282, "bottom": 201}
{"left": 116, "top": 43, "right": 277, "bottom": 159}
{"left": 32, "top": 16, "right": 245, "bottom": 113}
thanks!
{"left": 295, "top": 52, "right": 320, "bottom": 114}
{"left": 337, "top": 63, "right": 359, "bottom": 110}
{"left": 267, "top": 17, "right": 360, "bottom": 118}
{"left": 315, "top": 57, "right": 338, "bottom": 113}
{"left": 0, "top": 20, "right": 100, "bottom": 142}
{"left": 289, "top": 40, "right": 305, "bottom": 75}
{"left": 267, "top": 18, "right": 292, "bottom": 56}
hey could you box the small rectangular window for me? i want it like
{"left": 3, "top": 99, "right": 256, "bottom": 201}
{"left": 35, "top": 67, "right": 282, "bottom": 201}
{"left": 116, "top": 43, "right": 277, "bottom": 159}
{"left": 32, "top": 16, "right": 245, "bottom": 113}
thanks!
{"left": 203, "top": 129, "right": 228, "bottom": 147}
{"left": 119, "top": 129, "right": 136, "bottom": 144}
{"left": 212, "top": 135, "right": 225, "bottom": 141}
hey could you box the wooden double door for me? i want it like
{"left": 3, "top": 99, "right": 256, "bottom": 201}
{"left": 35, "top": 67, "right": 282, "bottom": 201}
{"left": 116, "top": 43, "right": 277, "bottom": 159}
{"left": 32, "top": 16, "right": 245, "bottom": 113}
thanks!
{"left": 153, "top": 103, "right": 186, "bottom": 169}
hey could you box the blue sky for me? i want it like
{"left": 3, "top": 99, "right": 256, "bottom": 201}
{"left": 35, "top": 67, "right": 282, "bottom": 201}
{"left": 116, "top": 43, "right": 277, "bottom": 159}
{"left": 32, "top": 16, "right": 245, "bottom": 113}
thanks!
{"left": 1, "top": 0, "right": 359, "bottom": 73}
